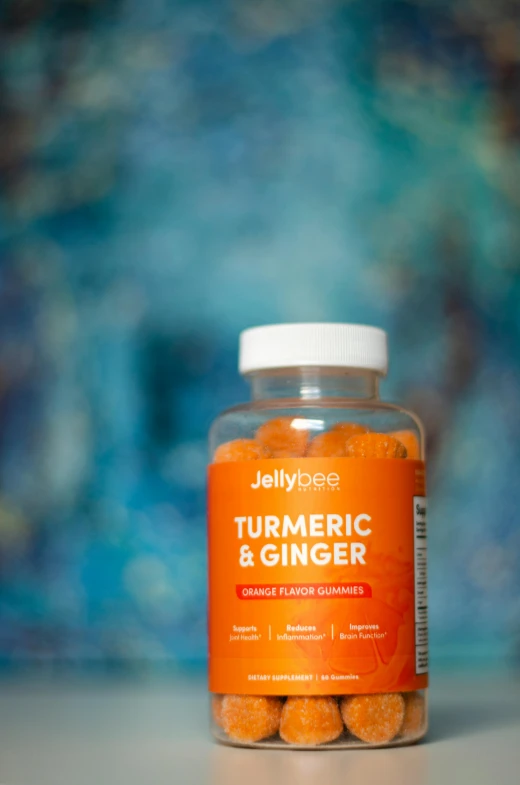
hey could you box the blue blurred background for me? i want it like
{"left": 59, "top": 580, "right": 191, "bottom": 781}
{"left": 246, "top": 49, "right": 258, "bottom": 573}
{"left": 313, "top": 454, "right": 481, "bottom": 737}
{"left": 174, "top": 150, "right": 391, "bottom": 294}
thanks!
{"left": 0, "top": 0, "right": 519, "bottom": 674}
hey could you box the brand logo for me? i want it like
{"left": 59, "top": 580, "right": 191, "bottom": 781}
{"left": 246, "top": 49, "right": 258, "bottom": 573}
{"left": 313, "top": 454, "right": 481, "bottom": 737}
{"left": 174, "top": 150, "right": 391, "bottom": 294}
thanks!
{"left": 251, "top": 468, "right": 340, "bottom": 492}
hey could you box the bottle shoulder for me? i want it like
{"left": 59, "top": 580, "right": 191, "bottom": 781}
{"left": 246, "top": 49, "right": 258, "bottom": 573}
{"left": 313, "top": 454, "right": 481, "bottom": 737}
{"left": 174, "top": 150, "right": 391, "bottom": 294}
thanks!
{"left": 213, "top": 397, "right": 420, "bottom": 419}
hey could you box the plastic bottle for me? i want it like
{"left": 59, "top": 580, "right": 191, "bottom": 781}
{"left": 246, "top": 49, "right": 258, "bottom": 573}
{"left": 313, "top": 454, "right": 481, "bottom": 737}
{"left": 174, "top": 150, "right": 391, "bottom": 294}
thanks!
{"left": 207, "top": 323, "right": 428, "bottom": 748}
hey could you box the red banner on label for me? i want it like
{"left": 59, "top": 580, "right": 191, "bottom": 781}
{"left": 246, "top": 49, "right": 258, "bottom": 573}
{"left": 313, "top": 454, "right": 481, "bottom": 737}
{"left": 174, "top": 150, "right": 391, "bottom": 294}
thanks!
{"left": 236, "top": 582, "right": 372, "bottom": 600}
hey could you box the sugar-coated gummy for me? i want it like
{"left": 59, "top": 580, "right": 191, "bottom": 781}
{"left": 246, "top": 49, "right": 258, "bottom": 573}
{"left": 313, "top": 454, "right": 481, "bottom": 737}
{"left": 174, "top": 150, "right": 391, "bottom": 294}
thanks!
{"left": 401, "top": 691, "right": 425, "bottom": 737}
{"left": 220, "top": 695, "right": 283, "bottom": 743}
{"left": 306, "top": 430, "right": 352, "bottom": 458}
{"left": 212, "top": 694, "right": 224, "bottom": 728}
{"left": 340, "top": 693, "right": 405, "bottom": 744}
{"left": 306, "top": 423, "right": 368, "bottom": 458}
{"left": 256, "top": 417, "right": 309, "bottom": 458}
{"left": 279, "top": 696, "right": 344, "bottom": 746}
{"left": 213, "top": 439, "right": 271, "bottom": 463}
{"left": 345, "top": 433, "right": 407, "bottom": 459}
{"left": 331, "top": 422, "right": 371, "bottom": 438}
{"left": 390, "top": 430, "right": 421, "bottom": 460}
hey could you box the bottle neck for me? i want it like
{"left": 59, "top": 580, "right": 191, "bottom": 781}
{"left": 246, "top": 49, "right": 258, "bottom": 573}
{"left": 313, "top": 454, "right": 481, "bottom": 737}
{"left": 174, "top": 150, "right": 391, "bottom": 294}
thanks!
{"left": 247, "top": 368, "right": 380, "bottom": 402}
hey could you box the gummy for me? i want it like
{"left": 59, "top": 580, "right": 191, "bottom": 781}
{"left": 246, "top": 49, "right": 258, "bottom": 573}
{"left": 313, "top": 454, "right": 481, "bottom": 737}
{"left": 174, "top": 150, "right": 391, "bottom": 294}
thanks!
{"left": 332, "top": 422, "right": 371, "bottom": 438}
{"left": 211, "top": 695, "right": 223, "bottom": 728}
{"left": 401, "top": 691, "right": 425, "bottom": 737}
{"left": 256, "top": 417, "right": 309, "bottom": 458}
{"left": 307, "top": 423, "right": 369, "bottom": 458}
{"left": 340, "top": 693, "right": 405, "bottom": 744}
{"left": 279, "top": 696, "right": 343, "bottom": 746}
{"left": 345, "top": 433, "right": 407, "bottom": 459}
{"left": 213, "top": 439, "right": 271, "bottom": 463}
{"left": 306, "top": 430, "right": 351, "bottom": 458}
{"left": 220, "top": 695, "right": 283, "bottom": 743}
{"left": 212, "top": 694, "right": 224, "bottom": 727}
{"left": 390, "top": 430, "right": 421, "bottom": 460}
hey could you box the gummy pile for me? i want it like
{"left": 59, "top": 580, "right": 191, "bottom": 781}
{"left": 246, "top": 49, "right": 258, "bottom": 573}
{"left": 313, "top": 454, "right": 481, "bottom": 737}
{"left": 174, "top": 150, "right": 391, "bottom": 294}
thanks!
{"left": 213, "top": 418, "right": 420, "bottom": 463}
{"left": 211, "top": 418, "right": 425, "bottom": 746}
{"left": 212, "top": 691, "right": 425, "bottom": 746}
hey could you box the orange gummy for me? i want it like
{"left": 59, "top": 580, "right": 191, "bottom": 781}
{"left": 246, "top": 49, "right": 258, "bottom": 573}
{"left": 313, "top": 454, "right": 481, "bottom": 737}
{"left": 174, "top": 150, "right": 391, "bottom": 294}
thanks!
{"left": 306, "top": 423, "right": 369, "bottom": 458}
{"left": 279, "top": 696, "right": 343, "bottom": 746}
{"left": 341, "top": 693, "right": 405, "bottom": 744}
{"left": 221, "top": 695, "right": 283, "bottom": 743}
{"left": 332, "top": 422, "right": 371, "bottom": 438}
{"left": 401, "top": 691, "right": 425, "bottom": 737}
{"left": 390, "top": 430, "right": 421, "bottom": 460}
{"left": 345, "top": 433, "right": 407, "bottom": 459}
{"left": 213, "top": 439, "right": 271, "bottom": 463}
{"left": 212, "top": 694, "right": 224, "bottom": 728}
{"left": 256, "top": 417, "right": 309, "bottom": 458}
{"left": 306, "top": 430, "right": 351, "bottom": 458}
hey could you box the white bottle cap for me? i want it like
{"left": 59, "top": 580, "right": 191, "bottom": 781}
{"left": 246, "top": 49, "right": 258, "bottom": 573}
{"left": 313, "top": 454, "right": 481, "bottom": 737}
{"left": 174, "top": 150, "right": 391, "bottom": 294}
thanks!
{"left": 239, "top": 323, "right": 388, "bottom": 376}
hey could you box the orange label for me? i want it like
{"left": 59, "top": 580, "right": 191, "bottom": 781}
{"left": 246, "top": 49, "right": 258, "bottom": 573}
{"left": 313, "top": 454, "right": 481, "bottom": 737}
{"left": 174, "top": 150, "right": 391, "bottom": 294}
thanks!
{"left": 208, "top": 458, "right": 428, "bottom": 696}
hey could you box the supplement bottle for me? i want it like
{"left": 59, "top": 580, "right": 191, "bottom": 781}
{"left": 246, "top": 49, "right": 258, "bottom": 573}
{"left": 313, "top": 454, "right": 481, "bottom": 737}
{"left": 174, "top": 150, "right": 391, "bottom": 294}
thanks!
{"left": 207, "top": 324, "right": 428, "bottom": 748}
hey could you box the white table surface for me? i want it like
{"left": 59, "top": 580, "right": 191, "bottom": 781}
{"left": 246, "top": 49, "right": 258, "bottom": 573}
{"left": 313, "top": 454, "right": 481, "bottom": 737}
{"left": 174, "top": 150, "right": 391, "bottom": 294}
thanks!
{"left": 0, "top": 675, "right": 519, "bottom": 785}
